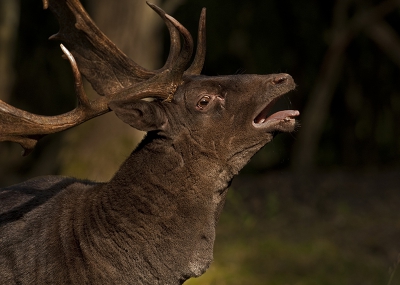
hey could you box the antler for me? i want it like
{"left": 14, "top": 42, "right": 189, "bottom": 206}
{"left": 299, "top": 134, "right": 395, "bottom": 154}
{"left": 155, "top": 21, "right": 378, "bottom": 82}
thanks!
{"left": 0, "top": 0, "right": 206, "bottom": 155}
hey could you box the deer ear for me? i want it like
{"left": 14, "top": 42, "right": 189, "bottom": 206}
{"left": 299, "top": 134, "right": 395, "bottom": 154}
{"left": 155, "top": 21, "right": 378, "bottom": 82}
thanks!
{"left": 108, "top": 99, "right": 168, "bottom": 131}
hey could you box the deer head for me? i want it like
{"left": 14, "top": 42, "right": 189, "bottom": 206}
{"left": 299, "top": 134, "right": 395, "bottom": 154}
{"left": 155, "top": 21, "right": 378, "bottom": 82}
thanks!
{"left": 109, "top": 73, "right": 298, "bottom": 174}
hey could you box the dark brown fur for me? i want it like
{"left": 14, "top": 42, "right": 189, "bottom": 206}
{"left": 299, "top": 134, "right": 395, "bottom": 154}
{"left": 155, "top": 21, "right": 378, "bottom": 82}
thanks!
{"left": 0, "top": 74, "right": 297, "bottom": 284}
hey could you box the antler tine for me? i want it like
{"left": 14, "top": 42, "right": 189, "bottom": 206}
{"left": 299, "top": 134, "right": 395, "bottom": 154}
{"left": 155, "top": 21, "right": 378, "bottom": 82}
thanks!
{"left": 164, "top": 14, "right": 194, "bottom": 81}
{"left": 185, "top": 8, "right": 207, "bottom": 76}
{"left": 60, "top": 44, "right": 90, "bottom": 108}
{"left": 59, "top": 44, "right": 109, "bottom": 115}
{"left": 148, "top": 3, "right": 205, "bottom": 77}
{"left": 108, "top": 14, "right": 194, "bottom": 102}
{"left": 146, "top": 2, "right": 181, "bottom": 73}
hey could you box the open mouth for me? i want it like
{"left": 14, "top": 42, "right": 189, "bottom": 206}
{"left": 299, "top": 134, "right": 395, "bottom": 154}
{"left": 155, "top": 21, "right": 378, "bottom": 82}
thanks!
{"left": 253, "top": 97, "right": 300, "bottom": 130}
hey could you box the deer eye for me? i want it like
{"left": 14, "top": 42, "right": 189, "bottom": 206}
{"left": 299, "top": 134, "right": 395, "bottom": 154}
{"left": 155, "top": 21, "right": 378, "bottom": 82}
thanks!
{"left": 196, "top": 96, "right": 212, "bottom": 110}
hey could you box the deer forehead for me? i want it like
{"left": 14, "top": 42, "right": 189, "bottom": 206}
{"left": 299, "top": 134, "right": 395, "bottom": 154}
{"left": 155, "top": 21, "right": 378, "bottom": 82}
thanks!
{"left": 178, "top": 74, "right": 288, "bottom": 100}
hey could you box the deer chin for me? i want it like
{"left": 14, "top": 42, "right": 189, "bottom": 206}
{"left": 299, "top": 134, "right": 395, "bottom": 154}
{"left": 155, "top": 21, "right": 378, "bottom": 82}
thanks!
{"left": 252, "top": 98, "right": 299, "bottom": 132}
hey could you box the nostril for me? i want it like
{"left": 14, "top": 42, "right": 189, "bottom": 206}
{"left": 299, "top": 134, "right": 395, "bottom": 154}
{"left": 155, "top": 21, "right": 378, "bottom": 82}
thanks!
{"left": 272, "top": 76, "right": 287, "bottom": 85}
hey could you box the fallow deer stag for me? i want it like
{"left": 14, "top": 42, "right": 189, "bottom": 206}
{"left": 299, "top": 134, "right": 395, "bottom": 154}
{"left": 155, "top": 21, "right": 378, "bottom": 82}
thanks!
{"left": 0, "top": 0, "right": 299, "bottom": 284}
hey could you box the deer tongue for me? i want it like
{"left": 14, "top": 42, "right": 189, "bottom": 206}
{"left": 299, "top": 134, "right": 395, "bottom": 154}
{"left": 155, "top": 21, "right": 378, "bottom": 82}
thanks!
{"left": 254, "top": 108, "right": 299, "bottom": 124}
{"left": 266, "top": 110, "right": 299, "bottom": 121}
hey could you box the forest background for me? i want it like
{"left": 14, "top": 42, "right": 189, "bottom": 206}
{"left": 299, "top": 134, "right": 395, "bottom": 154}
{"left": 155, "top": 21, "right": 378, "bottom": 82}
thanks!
{"left": 1, "top": 0, "right": 400, "bottom": 284}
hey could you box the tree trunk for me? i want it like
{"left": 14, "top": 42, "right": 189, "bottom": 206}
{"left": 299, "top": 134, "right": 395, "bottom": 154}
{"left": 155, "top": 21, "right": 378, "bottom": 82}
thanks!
{"left": 291, "top": 0, "right": 399, "bottom": 172}
{"left": 0, "top": 0, "right": 19, "bottom": 100}
{"left": 0, "top": 0, "right": 21, "bottom": 184}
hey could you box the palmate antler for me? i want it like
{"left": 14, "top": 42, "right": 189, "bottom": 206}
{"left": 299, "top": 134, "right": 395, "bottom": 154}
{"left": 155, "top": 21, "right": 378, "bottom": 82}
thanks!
{"left": 0, "top": 0, "right": 206, "bottom": 155}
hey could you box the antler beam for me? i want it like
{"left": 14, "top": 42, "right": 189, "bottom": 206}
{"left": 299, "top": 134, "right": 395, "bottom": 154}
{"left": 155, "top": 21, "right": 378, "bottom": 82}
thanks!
{"left": 0, "top": 0, "right": 207, "bottom": 155}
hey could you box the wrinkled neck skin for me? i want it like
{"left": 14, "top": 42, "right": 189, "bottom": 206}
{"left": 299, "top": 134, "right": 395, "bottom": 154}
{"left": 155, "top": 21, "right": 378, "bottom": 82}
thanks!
{"left": 84, "top": 129, "right": 264, "bottom": 284}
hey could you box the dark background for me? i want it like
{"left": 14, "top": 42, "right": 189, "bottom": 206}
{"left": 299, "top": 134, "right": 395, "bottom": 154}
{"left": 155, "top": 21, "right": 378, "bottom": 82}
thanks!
{"left": 1, "top": 0, "right": 399, "bottom": 284}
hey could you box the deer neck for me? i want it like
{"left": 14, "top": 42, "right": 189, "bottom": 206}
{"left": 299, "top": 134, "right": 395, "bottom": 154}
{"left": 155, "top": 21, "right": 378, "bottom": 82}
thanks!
{"left": 93, "top": 131, "right": 233, "bottom": 281}
{"left": 109, "top": 129, "right": 235, "bottom": 196}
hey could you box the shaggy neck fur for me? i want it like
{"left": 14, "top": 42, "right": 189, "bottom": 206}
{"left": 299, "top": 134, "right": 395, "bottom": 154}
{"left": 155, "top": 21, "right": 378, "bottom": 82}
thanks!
{"left": 70, "top": 131, "right": 240, "bottom": 284}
